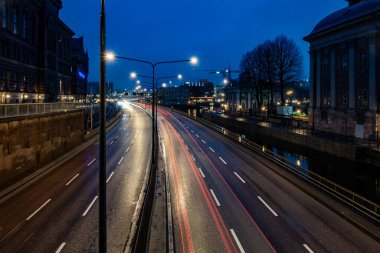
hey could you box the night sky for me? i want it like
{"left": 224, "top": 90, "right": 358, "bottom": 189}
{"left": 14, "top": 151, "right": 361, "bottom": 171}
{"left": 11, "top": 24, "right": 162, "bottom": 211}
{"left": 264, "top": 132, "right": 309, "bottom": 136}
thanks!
{"left": 61, "top": 0, "right": 346, "bottom": 90}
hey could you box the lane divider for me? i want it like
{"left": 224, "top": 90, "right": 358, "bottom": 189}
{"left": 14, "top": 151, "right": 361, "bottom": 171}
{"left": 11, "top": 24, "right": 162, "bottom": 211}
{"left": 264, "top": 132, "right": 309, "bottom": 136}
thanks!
{"left": 82, "top": 196, "right": 98, "bottom": 217}
{"left": 233, "top": 172, "right": 246, "bottom": 184}
{"left": 219, "top": 157, "right": 228, "bottom": 165}
{"left": 26, "top": 199, "right": 51, "bottom": 221}
{"left": 118, "top": 157, "right": 124, "bottom": 165}
{"left": 87, "top": 158, "right": 96, "bottom": 167}
{"left": 198, "top": 168, "right": 206, "bottom": 178}
{"left": 303, "top": 244, "right": 314, "bottom": 253}
{"left": 230, "top": 229, "right": 245, "bottom": 253}
{"left": 210, "top": 189, "right": 221, "bottom": 207}
{"left": 65, "top": 173, "right": 80, "bottom": 186}
{"left": 55, "top": 242, "right": 66, "bottom": 253}
{"left": 106, "top": 172, "right": 114, "bottom": 184}
{"left": 257, "top": 196, "right": 278, "bottom": 217}
{"left": 209, "top": 147, "right": 215, "bottom": 152}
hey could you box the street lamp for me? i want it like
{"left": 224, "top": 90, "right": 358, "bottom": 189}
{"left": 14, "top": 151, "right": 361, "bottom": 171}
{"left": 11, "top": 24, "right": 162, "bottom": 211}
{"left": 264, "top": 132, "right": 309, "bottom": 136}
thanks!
{"left": 106, "top": 52, "right": 197, "bottom": 189}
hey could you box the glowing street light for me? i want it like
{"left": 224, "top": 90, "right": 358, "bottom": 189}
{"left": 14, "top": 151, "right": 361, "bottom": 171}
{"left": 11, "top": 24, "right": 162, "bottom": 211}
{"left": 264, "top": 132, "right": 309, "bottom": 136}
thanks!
{"left": 162, "top": 83, "right": 167, "bottom": 88}
{"left": 190, "top": 57, "right": 198, "bottom": 65}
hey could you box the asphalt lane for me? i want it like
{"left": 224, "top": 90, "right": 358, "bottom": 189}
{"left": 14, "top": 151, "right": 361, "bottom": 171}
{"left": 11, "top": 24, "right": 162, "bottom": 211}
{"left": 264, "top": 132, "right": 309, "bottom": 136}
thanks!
{"left": 159, "top": 109, "right": 275, "bottom": 253}
{"left": 159, "top": 108, "right": 380, "bottom": 253}
{"left": 0, "top": 102, "right": 152, "bottom": 252}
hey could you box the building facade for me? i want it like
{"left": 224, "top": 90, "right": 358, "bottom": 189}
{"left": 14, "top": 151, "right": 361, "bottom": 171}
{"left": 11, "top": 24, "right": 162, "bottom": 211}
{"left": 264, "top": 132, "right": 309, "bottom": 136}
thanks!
{"left": 0, "top": 0, "right": 88, "bottom": 103}
{"left": 304, "top": 0, "right": 380, "bottom": 139}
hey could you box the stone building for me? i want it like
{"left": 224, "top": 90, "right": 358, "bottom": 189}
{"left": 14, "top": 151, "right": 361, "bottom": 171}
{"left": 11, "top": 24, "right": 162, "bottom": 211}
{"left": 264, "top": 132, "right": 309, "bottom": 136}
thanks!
{"left": 304, "top": 0, "right": 380, "bottom": 139}
{"left": 0, "top": 0, "right": 88, "bottom": 103}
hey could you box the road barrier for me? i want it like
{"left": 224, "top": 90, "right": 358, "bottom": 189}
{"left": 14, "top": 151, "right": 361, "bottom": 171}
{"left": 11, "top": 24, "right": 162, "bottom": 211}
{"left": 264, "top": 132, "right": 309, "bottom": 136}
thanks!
{"left": 171, "top": 109, "right": 380, "bottom": 224}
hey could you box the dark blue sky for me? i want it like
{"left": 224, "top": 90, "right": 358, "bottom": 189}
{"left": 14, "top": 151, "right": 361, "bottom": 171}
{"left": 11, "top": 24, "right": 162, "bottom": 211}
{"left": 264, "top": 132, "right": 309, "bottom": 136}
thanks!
{"left": 61, "top": 0, "right": 346, "bottom": 89}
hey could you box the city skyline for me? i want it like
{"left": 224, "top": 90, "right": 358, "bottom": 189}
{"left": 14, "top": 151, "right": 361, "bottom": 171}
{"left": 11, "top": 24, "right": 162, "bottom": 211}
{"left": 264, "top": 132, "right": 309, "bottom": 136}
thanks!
{"left": 61, "top": 0, "right": 346, "bottom": 89}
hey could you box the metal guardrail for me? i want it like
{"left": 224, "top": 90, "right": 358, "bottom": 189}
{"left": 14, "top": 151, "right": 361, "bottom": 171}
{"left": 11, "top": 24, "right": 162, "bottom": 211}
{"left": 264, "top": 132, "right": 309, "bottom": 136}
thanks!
{"left": 0, "top": 102, "right": 83, "bottom": 118}
{"left": 172, "top": 109, "right": 380, "bottom": 223}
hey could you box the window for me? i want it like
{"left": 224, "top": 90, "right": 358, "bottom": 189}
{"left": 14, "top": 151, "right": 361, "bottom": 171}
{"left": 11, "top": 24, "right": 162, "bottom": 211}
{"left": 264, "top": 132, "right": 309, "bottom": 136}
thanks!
{"left": 337, "top": 89, "right": 347, "bottom": 107}
{"left": 358, "top": 50, "right": 367, "bottom": 71}
{"left": 321, "top": 90, "right": 330, "bottom": 106}
{"left": 2, "top": 0, "right": 7, "bottom": 29}
{"left": 21, "top": 11, "right": 27, "bottom": 39}
{"left": 357, "top": 88, "right": 368, "bottom": 108}
{"left": 338, "top": 54, "right": 348, "bottom": 73}
{"left": 13, "top": 5, "right": 17, "bottom": 34}
{"left": 0, "top": 70, "right": 5, "bottom": 91}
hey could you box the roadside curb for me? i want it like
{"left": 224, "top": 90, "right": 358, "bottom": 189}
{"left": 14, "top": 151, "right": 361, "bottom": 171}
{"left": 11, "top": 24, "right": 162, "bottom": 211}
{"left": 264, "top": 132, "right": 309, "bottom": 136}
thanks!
{"left": 0, "top": 111, "right": 122, "bottom": 204}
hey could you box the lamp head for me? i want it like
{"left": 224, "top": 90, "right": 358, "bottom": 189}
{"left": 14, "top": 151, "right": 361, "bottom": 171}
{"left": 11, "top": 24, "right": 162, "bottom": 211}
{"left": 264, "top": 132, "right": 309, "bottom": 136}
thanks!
{"left": 105, "top": 52, "right": 116, "bottom": 61}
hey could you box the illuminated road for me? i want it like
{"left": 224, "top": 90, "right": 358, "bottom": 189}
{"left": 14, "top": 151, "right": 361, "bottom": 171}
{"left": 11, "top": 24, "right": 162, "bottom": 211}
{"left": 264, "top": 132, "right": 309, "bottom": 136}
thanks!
{"left": 158, "top": 108, "right": 379, "bottom": 253}
{"left": 0, "top": 103, "right": 152, "bottom": 252}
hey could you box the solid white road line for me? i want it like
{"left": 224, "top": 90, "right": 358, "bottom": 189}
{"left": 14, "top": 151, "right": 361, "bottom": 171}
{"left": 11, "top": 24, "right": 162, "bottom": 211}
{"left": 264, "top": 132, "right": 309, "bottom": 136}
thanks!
{"left": 257, "top": 196, "right": 278, "bottom": 217}
{"left": 234, "top": 172, "right": 246, "bottom": 184}
{"left": 230, "top": 229, "right": 245, "bottom": 253}
{"left": 195, "top": 134, "right": 199, "bottom": 138}
{"left": 201, "top": 140, "right": 206, "bottom": 144}
{"left": 210, "top": 189, "right": 221, "bottom": 207}
{"left": 209, "top": 147, "right": 215, "bottom": 152}
{"left": 219, "top": 157, "right": 227, "bottom": 165}
{"left": 191, "top": 155, "right": 196, "bottom": 162}
{"left": 303, "top": 244, "right": 314, "bottom": 253}
{"left": 126, "top": 147, "right": 130, "bottom": 153}
{"left": 26, "top": 199, "right": 51, "bottom": 221}
{"left": 118, "top": 157, "right": 124, "bottom": 165}
{"left": 65, "top": 173, "right": 80, "bottom": 186}
{"left": 87, "top": 158, "right": 96, "bottom": 167}
{"left": 82, "top": 196, "right": 98, "bottom": 217}
{"left": 185, "top": 145, "right": 189, "bottom": 150}
{"left": 198, "top": 168, "right": 205, "bottom": 178}
{"left": 55, "top": 242, "right": 66, "bottom": 253}
{"left": 106, "top": 172, "right": 115, "bottom": 184}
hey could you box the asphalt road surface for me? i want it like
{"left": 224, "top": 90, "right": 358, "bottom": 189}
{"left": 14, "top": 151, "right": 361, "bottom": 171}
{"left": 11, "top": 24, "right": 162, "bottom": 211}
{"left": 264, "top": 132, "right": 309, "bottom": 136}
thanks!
{"left": 158, "top": 108, "right": 379, "bottom": 253}
{"left": 0, "top": 102, "right": 152, "bottom": 253}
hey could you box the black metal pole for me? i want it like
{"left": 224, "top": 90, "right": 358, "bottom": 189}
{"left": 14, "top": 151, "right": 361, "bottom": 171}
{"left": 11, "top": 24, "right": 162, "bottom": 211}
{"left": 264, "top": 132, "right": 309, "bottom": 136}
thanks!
{"left": 152, "top": 65, "right": 155, "bottom": 166}
{"left": 99, "top": 0, "right": 107, "bottom": 252}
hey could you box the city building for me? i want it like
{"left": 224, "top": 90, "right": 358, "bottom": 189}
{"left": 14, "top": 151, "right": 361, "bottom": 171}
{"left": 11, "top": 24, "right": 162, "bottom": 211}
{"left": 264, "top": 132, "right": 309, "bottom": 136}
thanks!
{"left": 304, "top": 0, "right": 380, "bottom": 139}
{"left": 157, "top": 80, "right": 214, "bottom": 106}
{"left": 0, "top": 0, "right": 88, "bottom": 103}
{"left": 87, "top": 81, "right": 114, "bottom": 96}
{"left": 70, "top": 37, "right": 89, "bottom": 101}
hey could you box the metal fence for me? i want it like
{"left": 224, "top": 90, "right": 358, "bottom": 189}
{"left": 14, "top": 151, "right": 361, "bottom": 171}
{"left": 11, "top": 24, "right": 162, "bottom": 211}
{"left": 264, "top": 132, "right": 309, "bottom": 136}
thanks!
{"left": 0, "top": 103, "right": 83, "bottom": 118}
{"left": 173, "top": 109, "right": 380, "bottom": 223}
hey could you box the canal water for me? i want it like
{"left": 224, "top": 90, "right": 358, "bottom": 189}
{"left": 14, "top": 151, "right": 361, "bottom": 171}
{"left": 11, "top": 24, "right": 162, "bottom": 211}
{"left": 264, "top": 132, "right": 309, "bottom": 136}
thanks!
{"left": 269, "top": 144, "right": 379, "bottom": 204}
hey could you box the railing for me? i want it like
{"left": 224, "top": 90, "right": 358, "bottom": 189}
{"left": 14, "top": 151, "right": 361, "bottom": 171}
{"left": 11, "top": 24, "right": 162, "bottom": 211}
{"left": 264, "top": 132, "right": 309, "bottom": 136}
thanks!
{"left": 171, "top": 108, "right": 380, "bottom": 223}
{"left": 0, "top": 102, "right": 83, "bottom": 118}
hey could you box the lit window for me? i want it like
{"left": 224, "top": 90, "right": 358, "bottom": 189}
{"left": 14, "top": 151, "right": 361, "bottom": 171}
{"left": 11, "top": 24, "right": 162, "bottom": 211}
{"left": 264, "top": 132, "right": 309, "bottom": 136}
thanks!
{"left": 13, "top": 5, "right": 18, "bottom": 34}
{"left": 2, "top": 0, "right": 7, "bottom": 29}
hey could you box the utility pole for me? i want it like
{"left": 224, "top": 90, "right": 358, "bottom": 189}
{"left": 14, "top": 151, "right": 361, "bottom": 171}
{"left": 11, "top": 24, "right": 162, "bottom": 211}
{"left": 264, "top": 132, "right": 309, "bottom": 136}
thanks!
{"left": 99, "top": 0, "right": 107, "bottom": 252}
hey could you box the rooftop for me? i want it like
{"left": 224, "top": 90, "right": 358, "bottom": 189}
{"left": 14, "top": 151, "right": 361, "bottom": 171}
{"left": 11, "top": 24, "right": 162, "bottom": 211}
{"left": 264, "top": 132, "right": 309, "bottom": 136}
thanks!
{"left": 305, "top": 0, "right": 380, "bottom": 40}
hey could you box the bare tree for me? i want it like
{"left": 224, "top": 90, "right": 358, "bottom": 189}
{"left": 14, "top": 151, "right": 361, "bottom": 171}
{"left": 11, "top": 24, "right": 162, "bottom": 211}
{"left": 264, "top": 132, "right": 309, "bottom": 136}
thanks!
{"left": 240, "top": 47, "right": 266, "bottom": 111}
{"left": 272, "top": 35, "right": 303, "bottom": 105}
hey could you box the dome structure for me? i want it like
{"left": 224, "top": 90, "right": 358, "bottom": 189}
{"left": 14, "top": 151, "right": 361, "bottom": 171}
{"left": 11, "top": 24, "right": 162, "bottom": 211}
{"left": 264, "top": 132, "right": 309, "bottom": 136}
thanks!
{"left": 305, "top": 0, "right": 380, "bottom": 39}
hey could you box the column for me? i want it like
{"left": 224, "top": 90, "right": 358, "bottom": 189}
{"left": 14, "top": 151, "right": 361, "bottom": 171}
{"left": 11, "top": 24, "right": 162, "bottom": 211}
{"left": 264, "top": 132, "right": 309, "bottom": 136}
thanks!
{"left": 316, "top": 50, "right": 321, "bottom": 108}
{"left": 348, "top": 42, "right": 356, "bottom": 109}
{"left": 309, "top": 49, "right": 315, "bottom": 108}
{"left": 369, "top": 35, "right": 377, "bottom": 111}
{"left": 248, "top": 92, "right": 251, "bottom": 111}
{"left": 330, "top": 47, "right": 336, "bottom": 108}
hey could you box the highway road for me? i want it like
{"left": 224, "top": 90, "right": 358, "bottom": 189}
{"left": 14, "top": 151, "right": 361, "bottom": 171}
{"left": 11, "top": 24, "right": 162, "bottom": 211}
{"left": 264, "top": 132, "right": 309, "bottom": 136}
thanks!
{"left": 0, "top": 102, "right": 152, "bottom": 253}
{"left": 158, "top": 108, "right": 380, "bottom": 253}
